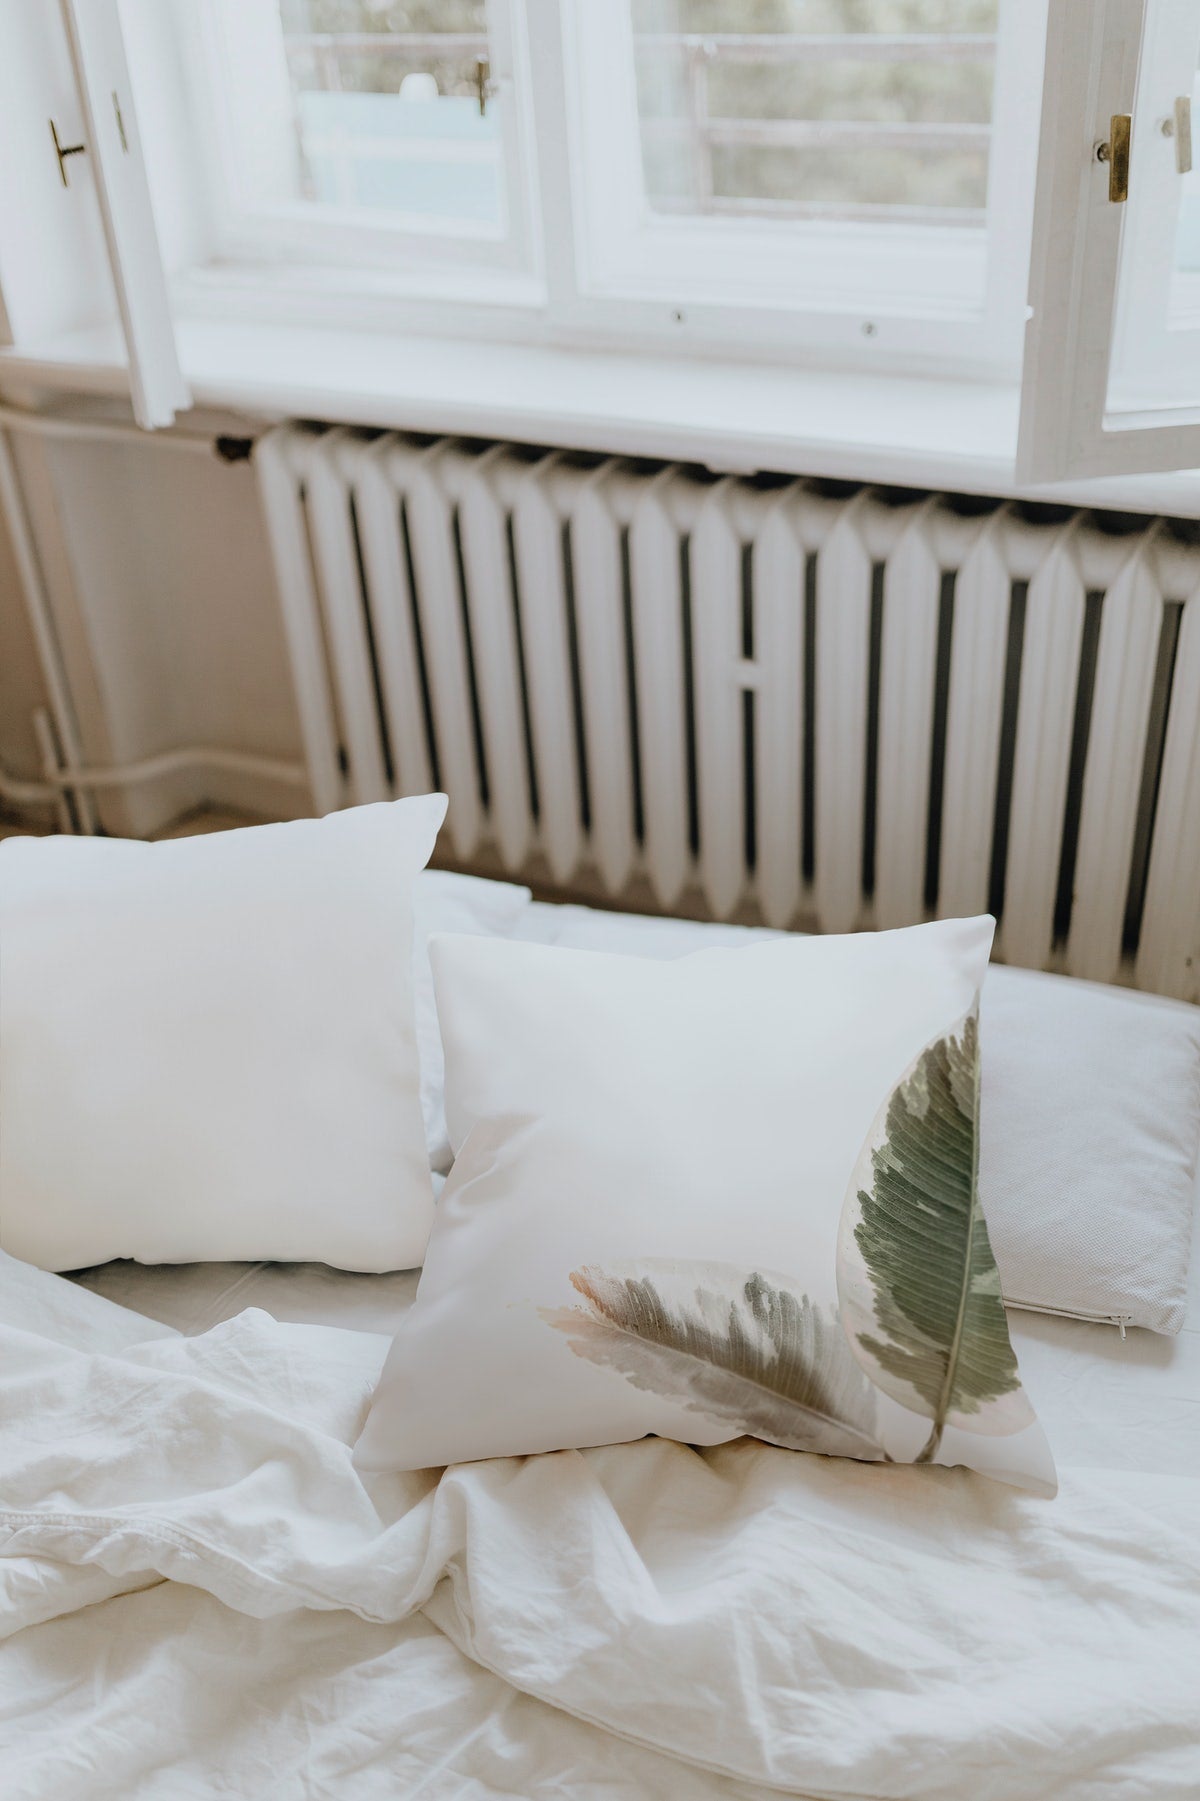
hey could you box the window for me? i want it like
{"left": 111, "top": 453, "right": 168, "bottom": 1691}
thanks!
{"left": 278, "top": 1, "right": 501, "bottom": 229}
{"left": 153, "top": 0, "right": 1045, "bottom": 375}
{"left": 1018, "top": 0, "right": 1200, "bottom": 480}
{"left": 185, "top": 0, "right": 537, "bottom": 280}
{"left": 628, "top": 1, "right": 998, "bottom": 228}
{"left": 61, "top": 0, "right": 191, "bottom": 430}
{"left": 546, "top": 0, "right": 1040, "bottom": 370}
{"left": 26, "top": 0, "right": 1200, "bottom": 482}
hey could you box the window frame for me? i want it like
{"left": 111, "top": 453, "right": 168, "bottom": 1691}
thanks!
{"left": 62, "top": 0, "right": 190, "bottom": 428}
{"left": 1017, "top": 0, "right": 1200, "bottom": 482}
{"left": 177, "top": 0, "right": 542, "bottom": 287}
{"left": 530, "top": 0, "right": 1044, "bottom": 379}
{"left": 133, "top": 0, "right": 1044, "bottom": 386}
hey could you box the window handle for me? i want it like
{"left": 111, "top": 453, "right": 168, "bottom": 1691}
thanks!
{"left": 1096, "top": 113, "right": 1131, "bottom": 203}
{"left": 1163, "top": 95, "right": 1193, "bottom": 175}
{"left": 474, "top": 55, "right": 494, "bottom": 118}
{"left": 50, "top": 117, "right": 87, "bottom": 187}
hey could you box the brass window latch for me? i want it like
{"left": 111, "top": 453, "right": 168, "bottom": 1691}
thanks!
{"left": 51, "top": 93, "right": 128, "bottom": 188}
{"left": 1162, "top": 95, "right": 1193, "bottom": 175}
{"left": 50, "top": 117, "right": 87, "bottom": 187}
{"left": 474, "top": 55, "right": 495, "bottom": 118}
{"left": 1096, "top": 98, "right": 1193, "bottom": 203}
{"left": 1096, "top": 113, "right": 1132, "bottom": 203}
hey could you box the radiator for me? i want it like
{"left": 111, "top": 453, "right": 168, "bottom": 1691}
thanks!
{"left": 256, "top": 425, "right": 1200, "bottom": 1004}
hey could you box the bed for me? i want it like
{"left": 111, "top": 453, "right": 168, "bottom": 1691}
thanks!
{"left": 3, "top": 897, "right": 1200, "bottom": 1800}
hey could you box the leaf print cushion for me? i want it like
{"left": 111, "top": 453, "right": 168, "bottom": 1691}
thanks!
{"left": 355, "top": 917, "right": 1055, "bottom": 1497}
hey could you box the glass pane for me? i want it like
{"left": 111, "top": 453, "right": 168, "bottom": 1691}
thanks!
{"left": 630, "top": 0, "right": 998, "bottom": 224}
{"left": 276, "top": 0, "right": 502, "bottom": 226}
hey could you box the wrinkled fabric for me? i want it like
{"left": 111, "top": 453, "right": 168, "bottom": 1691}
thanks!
{"left": 2, "top": 1251, "right": 1199, "bottom": 1800}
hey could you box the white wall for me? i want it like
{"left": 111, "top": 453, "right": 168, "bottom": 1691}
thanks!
{"left": 0, "top": 0, "right": 297, "bottom": 838}
{"left": 0, "top": 497, "right": 54, "bottom": 814}
{"left": 0, "top": 420, "right": 310, "bottom": 837}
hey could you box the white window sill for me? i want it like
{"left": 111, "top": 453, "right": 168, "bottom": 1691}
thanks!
{"left": 3, "top": 317, "right": 1200, "bottom": 516}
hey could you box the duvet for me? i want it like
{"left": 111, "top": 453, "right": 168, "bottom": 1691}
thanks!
{"left": 2, "top": 1247, "right": 1198, "bottom": 1801}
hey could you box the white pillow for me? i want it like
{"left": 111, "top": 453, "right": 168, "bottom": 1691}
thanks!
{"left": 356, "top": 918, "right": 1056, "bottom": 1496}
{"left": 412, "top": 869, "right": 531, "bottom": 1173}
{"left": 0, "top": 797, "right": 446, "bottom": 1272}
{"left": 978, "top": 968, "right": 1200, "bottom": 1335}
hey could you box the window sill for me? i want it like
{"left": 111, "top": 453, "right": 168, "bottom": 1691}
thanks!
{"left": 3, "top": 316, "right": 1200, "bottom": 516}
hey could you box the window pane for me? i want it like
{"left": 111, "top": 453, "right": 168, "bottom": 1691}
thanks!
{"left": 277, "top": 0, "right": 502, "bottom": 227}
{"left": 631, "top": 0, "right": 998, "bottom": 225}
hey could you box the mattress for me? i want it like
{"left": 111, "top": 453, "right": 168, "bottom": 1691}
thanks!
{"left": 74, "top": 896, "right": 1200, "bottom": 1481}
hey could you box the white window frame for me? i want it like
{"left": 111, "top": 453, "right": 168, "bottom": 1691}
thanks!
{"left": 1017, "top": 0, "right": 1200, "bottom": 482}
{"left": 61, "top": 0, "right": 190, "bottom": 428}
{"left": 530, "top": 0, "right": 1045, "bottom": 378}
{"left": 177, "top": 0, "right": 541, "bottom": 291}
{"left": 145, "top": 0, "right": 1046, "bottom": 383}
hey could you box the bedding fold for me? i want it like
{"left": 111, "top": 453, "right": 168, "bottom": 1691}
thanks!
{"left": 2, "top": 1250, "right": 1199, "bottom": 1801}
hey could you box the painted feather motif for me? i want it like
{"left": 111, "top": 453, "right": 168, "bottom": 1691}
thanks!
{"left": 544, "top": 1260, "right": 886, "bottom": 1462}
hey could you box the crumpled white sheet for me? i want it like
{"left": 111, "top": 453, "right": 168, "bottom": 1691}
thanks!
{"left": 3, "top": 1247, "right": 1200, "bottom": 1801}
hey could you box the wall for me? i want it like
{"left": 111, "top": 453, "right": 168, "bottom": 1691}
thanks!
{"left": 0, "top": 417, "right": 310, "bottom": 837}
{"left": 0, "top": 495, "right": 54, "bottom": 818}
{"left": 0, "top": 1, "right": 302, "bottom": 838}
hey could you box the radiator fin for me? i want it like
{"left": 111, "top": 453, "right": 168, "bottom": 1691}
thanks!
{"left": 628, "top": 474, "right": 690, "bottom": 909}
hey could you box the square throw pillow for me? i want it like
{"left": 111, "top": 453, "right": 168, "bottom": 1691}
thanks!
{"left": 0, "top": 796, "right": 446, "bottom": 1272}
{"left": 356, "top": 917, "right": 1056, "bottom": 1496}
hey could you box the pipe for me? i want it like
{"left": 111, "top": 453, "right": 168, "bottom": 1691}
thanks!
{"left": 0, "top": 741, "right": 307, "bottom": 807}
{"left": 0, "top": 429, "right": 99, "bottom": 830}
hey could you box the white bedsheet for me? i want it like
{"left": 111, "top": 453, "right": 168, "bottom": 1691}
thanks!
{"left": 5, "top": 898, "right": 1200, "bottom": 1799}
{"left": 5, "top": 1249, "right": 1200, "bottom": 1801}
